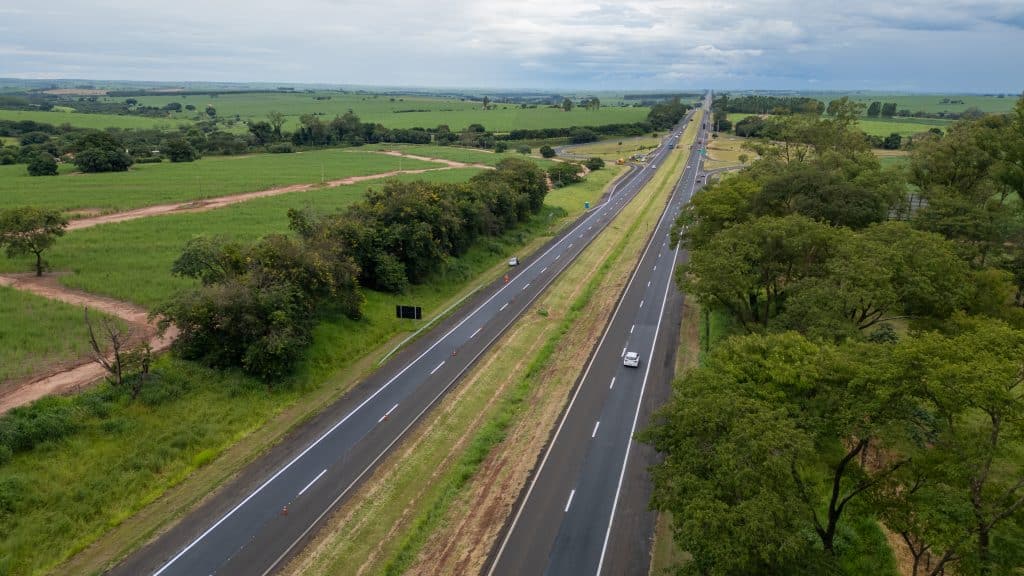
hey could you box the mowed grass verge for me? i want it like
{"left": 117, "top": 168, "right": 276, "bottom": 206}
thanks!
{"left": 0, "top": 167, "right": 616, "bottom": 576}
{"left": 0, "top": 287, "right": 126, "bottom": 385}
{"left": 565, "top": 135, "right": 665, "bottom": 160}
{"left": 282, "top": 145, "right": 679, "bottom": 576}
{"left": 0, "top": 149, "right": 438, "bottom": 214}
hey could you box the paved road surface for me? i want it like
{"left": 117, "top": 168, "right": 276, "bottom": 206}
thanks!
{"left": 110, "top": 111, "right": 697, "bottom": 576}
{"left": 486, "top": 94, "right": 711, "bottom": 576}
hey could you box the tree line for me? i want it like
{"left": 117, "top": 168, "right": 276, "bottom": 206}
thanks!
{"left": 645, "top": 95, "right": 1024, "bottom": 575}
{"left": 156, "top": 158, "right": 552, "bottom": 379}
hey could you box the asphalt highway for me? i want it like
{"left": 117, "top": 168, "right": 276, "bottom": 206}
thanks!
{"left": 486, "top": 94, "right": 710, "bottom": 576}
{"left": 111, "top": 108, "right": 697, "bottom": 576}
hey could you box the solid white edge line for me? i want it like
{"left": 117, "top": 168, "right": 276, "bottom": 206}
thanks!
{"left": 297, "top": 469, "right": 328, "bottom": 497}
{"left": 565, "top": 489, "right": 576, "bottom": 513}
{"left": 487, "top": 110, "right": 696, "bottom": 576}
{"left": 596, "top": 107, "right": 705, "bottom": 576}
{"left": 430, "top": 361, "right": 445, "bottom": 375}
{"left": 592, "top": 421, "right": 601, "bottom": 438}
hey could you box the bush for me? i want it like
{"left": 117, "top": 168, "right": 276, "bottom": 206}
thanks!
{"left": 494, "top": 141, "right": 508, "bottom": 153}
{"left": 267, "top": 142, "right": 295, "bottom": 153}
{"left": 548, "top": 162, "right": 584, "bottom": 188}
{"left": 584, "top": 156, "right": 605, "bottom": 171}
{"left": 539, "top": 145, "right": 556, "bottom": 158}
{"left": 164, "top": 138, "right": 197, "bottom": 162}
{"left": 26, "top": 153, "right": 58, "bottom": 176}
{"left": 73, "top": 131, "right": 133, "bottom": 173}
{"left": 134, "top": 156, "right": 163, "bottom": 164}
{"left": 516, "top": 145, "right": 531, "bottom": 155}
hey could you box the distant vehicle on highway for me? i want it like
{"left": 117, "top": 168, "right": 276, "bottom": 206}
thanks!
{"left": 508, "top": 256, "right": 519, "bottom": 266}
{"left": 623, "top": 351, "right": 640, "bottom": 367}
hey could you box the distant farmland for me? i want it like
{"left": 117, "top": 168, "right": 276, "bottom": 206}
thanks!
{"left": 97, "top": 92, "right": 651, "bottom": 131}
{"left": 0, "top": 109, "right": 190, "bottom": 131}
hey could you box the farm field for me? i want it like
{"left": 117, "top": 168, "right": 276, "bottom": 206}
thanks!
{"left": 367, "top": 144, "right": 558, "bottom": 169}
{"left": 0, "top": 109, "right": 190, "bottom": 131}
{"left": 0, "top": 286, "right": 126, "bottom": 385}
{"left": 107, "top": 92, "right": 650, "bottom": 132}
{"left": 564, "top": 135, "right": 664, "bottom": 160}
{"left": 0, "top": 149, "right": 438, "bottom": 214}
{"left": 0, "top": 169, "right": 479, "bottom": 307}
{"left": 0, "top": 163, "right": 620, "bottom": 576}
{"left": 726, "top": 113, "right": 951, "bottom": 138}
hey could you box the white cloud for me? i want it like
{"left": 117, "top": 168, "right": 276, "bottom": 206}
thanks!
{"left": 0, "top": 0, "right": 1020, "bottom": 91}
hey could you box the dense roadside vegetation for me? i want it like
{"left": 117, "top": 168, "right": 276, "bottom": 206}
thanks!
{"left": 643, "top": 95, "right": 1024, "bottom": 575}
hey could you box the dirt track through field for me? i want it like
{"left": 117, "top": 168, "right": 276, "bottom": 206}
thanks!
{"left": 66, "top": 165, "right": 468, "bottom": 231}
{"left": 0, "top": 273, "right": 177, "bottom": 414}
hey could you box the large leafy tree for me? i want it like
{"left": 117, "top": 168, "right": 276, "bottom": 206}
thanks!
{"left": 0, "top": 206, "right": 68, "bottom": 276}
{"left": 73, "top": 131, "right": 133, "bottom": 173}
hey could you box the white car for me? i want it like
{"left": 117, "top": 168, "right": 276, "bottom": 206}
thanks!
{"left": 623, "top": 351, "right": 640, "bottom": 367}
{"left": 508, "top": 256, "right": 519, "bottom": 266}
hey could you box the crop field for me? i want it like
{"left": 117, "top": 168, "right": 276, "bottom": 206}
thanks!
{"left": 105, "top": 92, "right": 650, "bottom": 132}
{"left": 0, "top": 149, "right": 438, "bottom": 214}
{"left": 726, "top": 113, "right": 951, "bottom": 138}
{"left": 366, "top": 144, "right": 557, "bottom": 169}
{"left": 564, "top": 135, "right": 664, "bottom": 160}
{"left": 0, "top": 169, "right": 480, "bottom": 307}
{"left": 0, "top": 286, "right": 126, "bottom": 385}
{"left": 0, "top": 109, "right": 190, "bottom": 131}
{"left": 0, "top": 163, "right": 622, "bottom": 576}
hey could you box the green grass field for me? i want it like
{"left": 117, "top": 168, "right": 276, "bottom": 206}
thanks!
{"left": 0, "top": 149, "right": 438, "bottom": 214}
{"left": 0, "top": 164, "right": 621, "bottom": 576}
{"left": 0, "top": 109, "right": 190, "bottom": 131}
{"left": 365, "top": 144, "right": 558, "bottom": 169}
{"left": 0, "top": 287, "right": 126, "bottom": 384}
{"left": 725, "top": 113, "right": 951, "bottom": 138}
{"left": 565, "top": 135, "right": 664, "bottom": 160}
{"left": 107, "top": 92, "right": 650, "bottom": 132}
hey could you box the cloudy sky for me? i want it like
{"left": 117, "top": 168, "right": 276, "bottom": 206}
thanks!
{"left": 2, "top": 0, "right": 1022, "bottom": 92}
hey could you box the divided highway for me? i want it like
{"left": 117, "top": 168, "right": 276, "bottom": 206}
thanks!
{"left": 112, "top": 107, "right": 699, "bottom": 576}
{"left": 487, "top": 94, "right": 711, "bottom": 576}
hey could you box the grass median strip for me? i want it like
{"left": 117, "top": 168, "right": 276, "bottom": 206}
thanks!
{"left": 282, "top": 136, "right": 689, "bottom": 576}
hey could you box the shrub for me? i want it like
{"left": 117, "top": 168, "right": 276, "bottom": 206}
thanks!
{"left": 26, "top": 153, "right": 58, "bottom": 176}
{"left": 539, "top": 145, "right": 556, "bottom": 158}
{"left": 515, "top": 145, "right": 531, "bottom": 155}
{"left": 165, "top": 138, "right": 197, "bottom": 162}
{"left": 583, "top": 156, "right": 605, "bottom": 171}
{"left": 267, "top": 142, "right": 295, "bottom": 153}
{"left": 134, "top": 156, "right": 163, "bottom": 164}
{"left": 494, "top": 141, "right": 508, "bottom": 153}
{"left": 548, "top": 162, "right": 584, "bottom": 188}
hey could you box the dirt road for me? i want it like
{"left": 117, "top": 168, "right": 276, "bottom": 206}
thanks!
{"left": 0, "top": 273, "right": 177, "bottom": 414}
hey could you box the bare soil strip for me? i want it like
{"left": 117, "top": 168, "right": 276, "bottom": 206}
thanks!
{"left": 0, "top": 273, "right": 177, "bottom": 414}
{"left": 66, "top": 166, "right": 463, "bottom": 232}
{"left": 373, "top": 150, "right": 494, "bottom": 170}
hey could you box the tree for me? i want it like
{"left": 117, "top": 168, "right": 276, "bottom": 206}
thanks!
{"left": 516, "top": 145, "right": 531, "bottom": 155}
{"left": 539, "top": 145, "right": 556, "bottom": 158}
{"left": 26, "top": 153, "right": 57, "bottom": 176}
{"left": 267, "top": 110, "right": 286, "bottom": 140}
{"left": 583, "top": 156, "right": 604, "bottom": 170}
{"left": 205, "top": 106, "right": 217, "bottom": 118}
{"left": 642, "top": 333, "right": 916, "bottom": 570}
{"left": 867, "top": 101, "right": 882, "bottom": 117}
{"left": 85, "top": 308, "right": 150, "bottom": 399}
{"left": 881, "top": 102, "right": 898, "bottom": 117}
{"left": 73, "top": 131, "right": 133, "bottom": 173}
{"left": 561, "top": 97, "right": 574, "bottom": 112}
{"left": 548, "top": 162, "right": 583, "bottom": 188}
{"left": 494, "top": 141, "right": 508, "bottom": 153}
{"left": 482, "top": 95, "right": 490, "bottom": 110}
{"left": 0, "top": 207, "right": 68, "bottom": 276}
{"left": 164, "top": 138, "right": 197, "bottom": 162}
{"left": 248, "top": 121, "right": 274, "bottom": 145}
{"left": 883, "top": 132, "right": 903, "bottom": 150}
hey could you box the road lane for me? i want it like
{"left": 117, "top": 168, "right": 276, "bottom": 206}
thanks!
{"left": 487, "top": 93, "right": 710, "bottom": 576}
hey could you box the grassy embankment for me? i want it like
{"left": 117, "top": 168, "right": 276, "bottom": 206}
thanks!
{"left": 0, "top": 287, "right": 126, "bottom": 385}
{"left": 0, "top": 166, "right": 620, "bottom": 576}
{"left": 565, "top": 135, "right": 665, "bottom": 161}
{"left": 364, "top": 144, "right": 558, "bottom": 169}
{"left": 0, "top": 149, "right": 438, "bottom": 214}
{"left": 282, "top": 127, "right": 688, "bottom": 576}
